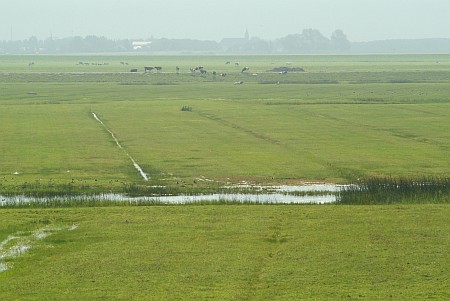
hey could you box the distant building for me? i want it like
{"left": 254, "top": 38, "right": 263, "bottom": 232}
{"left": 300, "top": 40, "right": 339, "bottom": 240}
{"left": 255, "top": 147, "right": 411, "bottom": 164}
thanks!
{"left": 220, "top": 30, "right": 250, "bottom": 52}
{"left": 132, "top": 41, "right": 152, "bottom": 50}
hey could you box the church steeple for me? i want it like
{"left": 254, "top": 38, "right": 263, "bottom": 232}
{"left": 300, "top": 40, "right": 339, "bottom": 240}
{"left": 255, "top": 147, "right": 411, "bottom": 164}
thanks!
{"left": 244, "top": 29, "right": 249, "bottom": 40}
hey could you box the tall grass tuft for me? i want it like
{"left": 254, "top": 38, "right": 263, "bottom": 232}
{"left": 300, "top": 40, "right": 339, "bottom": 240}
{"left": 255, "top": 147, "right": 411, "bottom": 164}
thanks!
{"left": 337, "top": 176, "right": 449, "bottom": 204}
{"left": 0, "top": 197, "right": 166, "bottom": 209}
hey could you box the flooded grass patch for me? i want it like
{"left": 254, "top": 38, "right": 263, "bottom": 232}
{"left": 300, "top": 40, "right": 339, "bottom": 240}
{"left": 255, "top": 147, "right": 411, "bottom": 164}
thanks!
{"left": 0, "top": 187, "right": 336, "bottom": 208}
{"left": 0, "top": 184, "right": 342, "bottom": 208}
{"left": 0, "top": 225, "right": 78, "bottom": 272}
{"left": 3, "top": 179, "right": 449, "bottom": 208}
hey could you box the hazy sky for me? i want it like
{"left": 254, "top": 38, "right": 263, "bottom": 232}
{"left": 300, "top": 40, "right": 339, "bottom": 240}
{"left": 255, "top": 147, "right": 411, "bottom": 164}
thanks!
{"left": 1, "top": 0, "right": 450, "bottom": 42}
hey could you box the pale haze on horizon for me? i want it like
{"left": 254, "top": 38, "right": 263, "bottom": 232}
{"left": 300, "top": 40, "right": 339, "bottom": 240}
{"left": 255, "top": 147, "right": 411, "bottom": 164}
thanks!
{"left": 1, "top": 0, "right": 449, "bottom": 42}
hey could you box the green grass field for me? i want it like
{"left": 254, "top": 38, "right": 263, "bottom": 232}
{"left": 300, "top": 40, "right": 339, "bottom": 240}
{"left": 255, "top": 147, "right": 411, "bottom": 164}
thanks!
{"left": 0, "top": 54, "right": 449, "bottom": 194}
{"left": 1, "top": 54, "right": 449, "bottom": 299}
{"left": 1, "top": 205, "right": 449, "bottom": 300}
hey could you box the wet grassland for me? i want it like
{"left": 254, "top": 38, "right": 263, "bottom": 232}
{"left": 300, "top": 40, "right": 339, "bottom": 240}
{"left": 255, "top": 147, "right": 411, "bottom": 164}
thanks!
{"left": 0, "top": 54, "right": 449, "bottom": 199}
{"left": 1, "top": 54, "right": 449, "bottom": 299}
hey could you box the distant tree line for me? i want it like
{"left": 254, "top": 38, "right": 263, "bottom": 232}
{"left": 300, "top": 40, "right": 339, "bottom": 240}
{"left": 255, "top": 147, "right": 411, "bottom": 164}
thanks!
{"left": 0, "top": 29, "right": 350, "bottom": 54}
{"left": 276, "top": 29, "right": 350, "bottom": 53}
{"left": 1, "top": 29, "right": 448, "bottom": 54}
{"left": 0, "top": 35, "right": 134, "bottom": 53}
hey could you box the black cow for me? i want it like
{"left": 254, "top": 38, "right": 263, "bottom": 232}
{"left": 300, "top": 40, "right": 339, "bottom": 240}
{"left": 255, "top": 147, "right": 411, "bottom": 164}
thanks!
{"left": 144, "top": 66, "right": 154, "bottom": 72}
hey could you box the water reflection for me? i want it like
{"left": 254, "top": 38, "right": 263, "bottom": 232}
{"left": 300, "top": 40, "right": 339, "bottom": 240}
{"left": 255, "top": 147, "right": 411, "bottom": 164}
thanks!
{"left": 1, "top": 184, "right": 343, "bottom": 205}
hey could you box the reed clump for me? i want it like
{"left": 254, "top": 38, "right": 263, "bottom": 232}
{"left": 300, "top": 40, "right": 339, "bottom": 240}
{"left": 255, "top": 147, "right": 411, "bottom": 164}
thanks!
{"left": 0, "top": 197, "right": 166, "bottom": 209}
{"left": 337, "top": 176, "right": 449, "bottom": 204}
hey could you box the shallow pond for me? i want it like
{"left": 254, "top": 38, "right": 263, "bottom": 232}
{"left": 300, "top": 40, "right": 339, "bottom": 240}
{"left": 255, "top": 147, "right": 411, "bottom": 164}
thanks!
{"left": 0, "top": 184, "right": 344, "bottom": 205}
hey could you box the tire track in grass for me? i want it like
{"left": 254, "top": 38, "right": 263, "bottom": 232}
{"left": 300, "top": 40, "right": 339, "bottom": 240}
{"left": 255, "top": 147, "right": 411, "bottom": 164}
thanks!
{"left": 92, "top": 112, "right": 149, "bottom": 181}
{"left": 195, "top": 110, "right": 280, "bottom": 144}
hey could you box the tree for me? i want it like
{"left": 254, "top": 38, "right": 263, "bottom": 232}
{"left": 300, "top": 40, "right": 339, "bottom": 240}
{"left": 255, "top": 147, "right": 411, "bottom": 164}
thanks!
{"left": 299, "top": 28, "right": 331, "bottom": 52}
{"left": 331, "top": 30, "right": 350, "bottom": 51}
{"left": 277, "top": 29, "right": 331, "bottom": 53}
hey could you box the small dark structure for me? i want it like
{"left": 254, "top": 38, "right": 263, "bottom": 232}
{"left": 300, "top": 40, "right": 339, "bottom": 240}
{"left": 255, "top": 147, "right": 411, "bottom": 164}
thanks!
{"left": 269, "top": 67, "right": 305, "bottom": 73}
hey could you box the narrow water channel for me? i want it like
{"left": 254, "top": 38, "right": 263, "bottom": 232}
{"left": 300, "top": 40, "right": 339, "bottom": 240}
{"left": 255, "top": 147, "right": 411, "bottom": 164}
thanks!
{"left": 0, "top": 184, "right": 344, "bottom": 205}
{"left": 92, "top": 112, "right": 149, "bottom": 181}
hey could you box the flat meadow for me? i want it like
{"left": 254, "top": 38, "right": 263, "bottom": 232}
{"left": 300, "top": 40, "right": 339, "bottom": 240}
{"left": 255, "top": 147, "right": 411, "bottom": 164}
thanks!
{"left": 0, "top": 54, "right": 449, "bottom": 192}
{"left": 0, "top": 54, "right": 449, "bottom": 299}
{"left": 1, "top": 205, "right": 449, "bottom": 300}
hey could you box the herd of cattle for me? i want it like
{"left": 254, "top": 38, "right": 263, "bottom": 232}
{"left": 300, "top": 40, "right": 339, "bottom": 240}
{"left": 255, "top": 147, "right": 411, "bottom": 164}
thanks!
{"left": 131, "top": 65, "right": 292, "bottom": 75}
{"left": 129, "top": 63, "right": 250, "bottom": 75}
{"left": 72, "top": 61, "right": 294, "bottom": 80}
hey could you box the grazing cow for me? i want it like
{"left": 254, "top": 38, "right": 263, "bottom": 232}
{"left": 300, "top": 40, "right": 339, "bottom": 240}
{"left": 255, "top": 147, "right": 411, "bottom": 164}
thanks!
{"left": 154, "top": 66, "right": 162, "bottom": 71}
{"left": 225, "top": 61, "right": 231, "bottom": 64}
{"left": 219, "top": 73, "right": 227, "bottom": 77}
{"left": 199, "top": 69, "right": 207, "bottom": 75}
{"left": 235, "top": 62, "right": 240, "bottom": 66}
{"left": 130, "top": 69, "right": 138, "bottom": 72}
{"left": 144, "top": 66, "right": 154, "bottom": 72}
{"left": 241, "top": 67, "right": 250, "bottom": 73}
{"left": 234, "top": 81, "right": 244, "bottom": 85}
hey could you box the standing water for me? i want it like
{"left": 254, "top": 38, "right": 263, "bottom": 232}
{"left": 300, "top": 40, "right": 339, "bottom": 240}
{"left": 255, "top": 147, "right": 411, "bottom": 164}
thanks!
{"left": 0, "top": 184, "right": 345, "bottom": 206}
